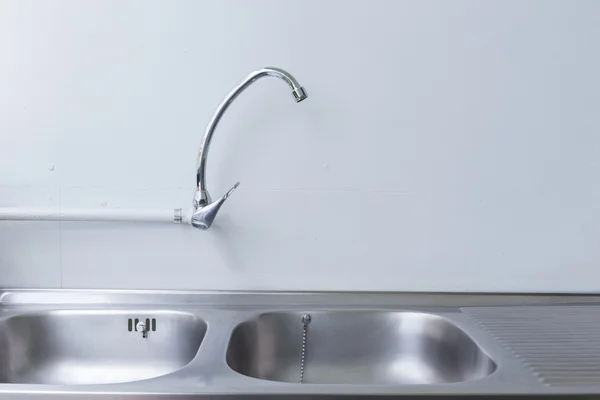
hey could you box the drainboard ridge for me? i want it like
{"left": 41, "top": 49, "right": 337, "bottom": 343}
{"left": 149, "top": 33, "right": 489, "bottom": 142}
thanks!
{"left": 463, "top": 305, "right": 600, "bottom": 387}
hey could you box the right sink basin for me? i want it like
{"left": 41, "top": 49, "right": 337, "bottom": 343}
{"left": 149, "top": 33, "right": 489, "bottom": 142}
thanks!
{"left": 226, "top": 311, "right": 495, "bottom": 385}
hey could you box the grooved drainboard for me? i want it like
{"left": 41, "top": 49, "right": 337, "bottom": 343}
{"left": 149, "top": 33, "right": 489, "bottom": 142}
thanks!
{"left": 464, "top": 305, "right": 600, "bottom": 387}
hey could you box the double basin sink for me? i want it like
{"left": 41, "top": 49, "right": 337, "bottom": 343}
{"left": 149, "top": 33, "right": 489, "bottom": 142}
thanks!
{"left": 0, "top": 309, "right": 495, "bottom": 386}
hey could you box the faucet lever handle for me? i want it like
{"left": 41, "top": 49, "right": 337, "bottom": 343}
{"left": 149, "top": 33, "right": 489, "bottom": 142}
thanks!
{"left": 224, "top": 181, "right": 241, "bottom": 199}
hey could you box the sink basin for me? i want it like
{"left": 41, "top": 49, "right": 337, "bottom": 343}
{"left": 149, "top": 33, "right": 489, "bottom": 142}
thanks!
{"left": 227, "top": 311, "right": 495, "bottom": 384}
{"left": 0, "top": 310, "right": 206, "bottom": 385}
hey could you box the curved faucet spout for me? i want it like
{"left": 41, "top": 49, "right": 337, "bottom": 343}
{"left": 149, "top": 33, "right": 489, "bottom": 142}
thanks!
{"left": 192, "top": 67, "right": 307, "bottom": 230}
{"left": 196, "top": 67, "right": 307, "bottom": 195}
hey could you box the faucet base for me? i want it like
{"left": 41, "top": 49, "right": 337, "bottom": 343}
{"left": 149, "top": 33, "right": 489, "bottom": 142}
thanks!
{"left": 193, "top": 190, "right": 212, "bottom": 208}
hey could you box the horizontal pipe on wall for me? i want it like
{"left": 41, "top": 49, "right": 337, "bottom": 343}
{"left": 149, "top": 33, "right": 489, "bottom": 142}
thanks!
{"left": 0, "top": 208, "right": 191, "bottom": 224}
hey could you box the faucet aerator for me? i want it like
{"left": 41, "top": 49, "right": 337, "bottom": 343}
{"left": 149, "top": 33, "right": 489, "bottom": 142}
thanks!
{"left": 292, "top": 87, "right": 308, "bottom": 103}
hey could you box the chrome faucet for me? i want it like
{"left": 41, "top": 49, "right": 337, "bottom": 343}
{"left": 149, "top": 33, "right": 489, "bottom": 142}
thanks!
{"left": 191, "top": 67, "right": 307, "bottom": 230}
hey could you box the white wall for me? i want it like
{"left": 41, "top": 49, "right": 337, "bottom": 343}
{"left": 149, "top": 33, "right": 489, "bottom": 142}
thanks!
{"left": 1, "top": 0, "right": 599, "bottom": 292}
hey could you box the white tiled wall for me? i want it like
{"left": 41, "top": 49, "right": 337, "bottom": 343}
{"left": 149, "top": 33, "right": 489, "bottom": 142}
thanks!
{"left": 1, "top": 0, "right": 600, "bottom": 291}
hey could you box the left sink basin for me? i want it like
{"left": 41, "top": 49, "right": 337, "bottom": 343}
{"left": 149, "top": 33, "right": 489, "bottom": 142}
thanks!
{"left": 0, "top": 310, "right": 206, "bottom": 385}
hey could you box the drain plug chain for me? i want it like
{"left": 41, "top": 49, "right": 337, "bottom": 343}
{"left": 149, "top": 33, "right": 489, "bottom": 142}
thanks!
{"left": 300, "top": 314, "right": 311, "bottom": 384}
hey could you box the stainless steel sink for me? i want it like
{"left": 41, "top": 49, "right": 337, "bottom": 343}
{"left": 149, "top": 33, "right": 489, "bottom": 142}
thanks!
{"left": 0, "top": 310, "right": 206, "bottom": 385}
{"left": 227, "top": 311, "right": 496, "bottom": 384}
{"left": 0, "top": 289, "right": 586, "bottom": 398}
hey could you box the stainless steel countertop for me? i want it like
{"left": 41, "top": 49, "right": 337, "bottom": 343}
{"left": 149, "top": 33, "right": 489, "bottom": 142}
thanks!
{"left": 1, "top": 289, "right": 600, "bottom": 399}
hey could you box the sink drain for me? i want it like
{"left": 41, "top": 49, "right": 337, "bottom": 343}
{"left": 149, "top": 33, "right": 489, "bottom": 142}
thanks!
{"left": 300, "top": 314, "right": 311, "bottom": 384}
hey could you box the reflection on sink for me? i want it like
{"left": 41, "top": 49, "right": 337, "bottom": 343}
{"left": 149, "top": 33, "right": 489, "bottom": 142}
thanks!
{"left": 0, "top": 310, "right": 206, "bottom": 385}
{"left": 227, "top": 311, "right": 495, "bottom": 384}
